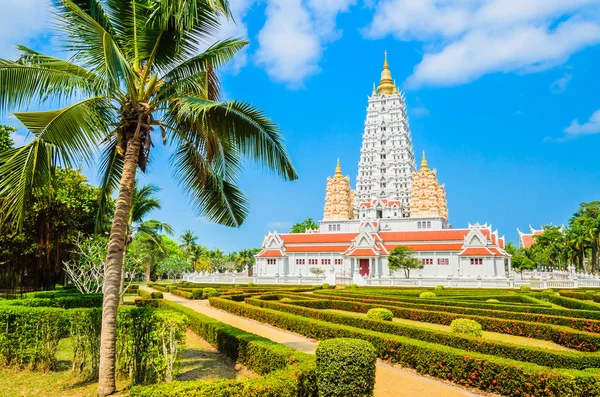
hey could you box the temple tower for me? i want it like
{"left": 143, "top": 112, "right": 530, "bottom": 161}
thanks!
{"left": 410, "top": 152, "right": 448, "bottom": 220}
{"left": 355, "top": 52, "right": 416, "bottom": 219}
{"left": 323, "top": 160, "right": 354, "bottom": 221}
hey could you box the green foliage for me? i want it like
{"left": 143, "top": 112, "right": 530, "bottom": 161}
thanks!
{"left": 157, "top": 255, "right": 190, "bottom": 281}
{"left": 435, "top": 285, "right": 444, "bottom": 290}
{"left": 69, "top": 308, "right": 102, "bottom": 379}
{"left": 138, "top": 289, "right": 163, "bottom": 300}
{"left": 520, "top": 285, "right": 532, "bottom": 292}
{"left": 0, "top": 124, "right": 15, "bottom": 152}
{"left": 541, "top": 289, "right": 555, "bottom": 296}
{"left": 246, "top": 297, "right": 600, "bottom": 370}
{"left": 486, "top": 299, "right": 500, "bottom": 303}
{"left": 0, "top": 306, "right": 66, "bottom": 370}
{"left": 206, "top": 291, "right": 220, "bottom": 298}
{"left": 0, "top": 294, "right": 102, "bottom": 309}
{"left": 450, "top": 318, "right": 483, "bottom": 337}
{"left": 345, "top": 284, "right": 358, "bottom": 290}
{"left": 290, "top": 218, "right": 319, "bottom": 233}
{"left": 309, "top": 267, "right": 325, "bottom": 276}
{"left": 387, "top": 245, "right": 423, "bottom": 278}
{"left": 316, "top": 338, "right": 376, "bottom": 397}
{"left": 212, "top": 297, "right": 600, "bottom": 396}
{"left": 366, "top": 308, "right": 393, "bottom": 321}
{"left": 322, "top": 283, "right": 329, "bottom": 289}
{"left": 280, "top": 298, "right": 294, "bottom": 303}
{"left": 130, "top": 299, "right": 317, "bottom": 397}
{"left": 192, "top": 289, "right": 203, "bottom": 299}
{"left": 419, "top": 292, "right": 436, "bottom": 298}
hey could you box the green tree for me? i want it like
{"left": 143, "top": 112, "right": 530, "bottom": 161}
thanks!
{"left": 157, "top": 255, "right": 190, "bottom": 281}
{"left": 531, "top": 225, "right": 566, "bottom": 270}
{"left": 512, "top": 252, "right": 536, "bottom": 278}
{"left": 291, "top": 218, "right": 319, "bottom": 233}
{"left": 0, "top": 1, "right": 297, "bottom": 393}
{"left": 387, "top": 245, "right": 423, "bottom": 279}
{"left": 179, "top": 230, "right": 198, "bottom": 258}
{"left": 0, "top": 125, "right": 15, "bottom": 152}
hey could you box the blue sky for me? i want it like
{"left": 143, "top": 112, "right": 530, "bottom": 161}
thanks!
{"left": 2, "top": 1, "right": 600, "bottom": 252}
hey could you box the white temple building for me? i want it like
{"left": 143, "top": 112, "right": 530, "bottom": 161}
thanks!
{"left": 255, "top": 53, "right": 511, "bottom": 281}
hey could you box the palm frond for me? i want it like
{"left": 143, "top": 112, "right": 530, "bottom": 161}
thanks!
{"left": 130, "top": 183, "right": 162, "bottom": 223}
{"left": 171, "top": 97, "right": 298, "bottom": 181}
{"left": 56, "top": 0, "right": 136, "bottom": 96}
{"left": 170, "top": 138, "right": 248, "bottom": 227}
{"left": 0, "top": 59, "right": 101, "bottom": 112}
{"left": 13, "top": 96, "right": 112, "bottom": 166}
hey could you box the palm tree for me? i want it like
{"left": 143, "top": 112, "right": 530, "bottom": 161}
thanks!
{"left": 0, "top": 1, "right": 297, "bottom": 394}
{"left": 179, "top": 229, "right": 198, "bottom": 258}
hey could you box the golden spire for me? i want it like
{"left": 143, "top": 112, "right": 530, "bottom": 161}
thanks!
{"left": 377, "top": 50, "right": 395, "bottom": 95}
{"left": 420, "top": 151, "right": 429, "bottom": 171}
{"left": 334, "top": 158, "right": 343, "bottom": 178}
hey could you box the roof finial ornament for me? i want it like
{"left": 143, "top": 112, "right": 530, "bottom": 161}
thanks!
{"left": 334, "top": 158, "right": 343, "bottom": 178}
{"left": 372, "top": 82, "right": 377, "bottom": 96}
{"left": 421, "top": 151, "right": 429, "bottom": 171}
{"left": 378, "top": 50, "right": 394, "bottom": 95}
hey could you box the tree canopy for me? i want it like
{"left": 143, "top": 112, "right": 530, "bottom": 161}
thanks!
{"left": 291, "top": 218, "right": 319, "bottom": 233}
{"left": 387, "top": 245, "right": 423, "bottom": 279}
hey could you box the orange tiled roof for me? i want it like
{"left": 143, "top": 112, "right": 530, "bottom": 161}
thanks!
{"left": 380, "top": 229, "right": 470, "bottom": 241}
{"left": 520, "top": 235, "right": 534, "bottom": 249}
{"left": 384, "top": 243, "right": 464, "bottom": 252}
{"left": 347, "top": 248, "right": 380, "bottom": 257}
{"left": 282, "top": 233, "right": 358, "bottom": 244}
{"left": 285, "top": 245, "right": 349, "bottom": 253}
{"left": 458, "top": 247, "right": 494, "bottom": 256}
{"left": 256, "top": 249, "right": 286, "bottom": 258}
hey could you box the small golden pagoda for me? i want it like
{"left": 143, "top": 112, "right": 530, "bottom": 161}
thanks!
{"left": 410, "top": 152, "right": 448, "bottom": 220}
{"left": 375, "top": 51, "right": 399, "bottom": 96}
{"left": 323, "top": 159, "right": 354, "bottom": 220}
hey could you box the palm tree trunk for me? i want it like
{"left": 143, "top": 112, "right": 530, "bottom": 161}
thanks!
{"left": 97, "top": 136, "right": 141, "bottom": 396}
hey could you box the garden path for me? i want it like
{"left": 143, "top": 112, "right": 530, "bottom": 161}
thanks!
{"left": 145, "top": 287, "right": 483, "bottom": 397}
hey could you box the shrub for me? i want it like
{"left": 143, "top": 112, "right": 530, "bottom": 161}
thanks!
{"left": 0, "top": 294, "right": 103, "bottom": 309}
{"left": 450, "top": 318, "right": 483, "bottom": 337}
{"left": 192, "top": 289, "right": 203, "bottom": 299}
{"left": 280, "top": 298, "right": 295, "bottom": 303}
{"left": 203, "top": 287, "right": 217, "bottom": 294}
{"left": 167, "top": 286, "right": 178, "bottom": 293}
{"left": 248, "top": 282, "right": 255, "bottom": 287}
{"left": 134, "top": 298, "right": 160, "bottom": 308}
{"left": 541, "top": 289, "right": 555, "bottom": 295}
{"left": 366, "top": 308, "right": 393, "bottom": 322}
{"left": 486, "top": 299, "right": 500, "bottom": 303}
{"left": 151, "top": 291, "right": 163, "bottom": 299}
{"left": 316, "top": 338, "right": 376, "bottom": 397}
{"left": 322, "top": 283, "right": 329, "bottom": 290}
{"left": 345, "top": 284, "right": 358, "bottom": 290}
{"left": 419, "top": 292, "right": 436, "bottom": 298}
{"left": 0, "top": 306, "right": 67, "bottom": 370}
{"left": 435, "top": 285, "right": 444, "bottom": 290}
{"left": 69, "top": 308, "right": 101, "bottom": 379}
{"left": 206, "top": 291, "right": 220, "bottom": 298}
{"left": 520, "top": 285, "right": 532, "bottom": 292}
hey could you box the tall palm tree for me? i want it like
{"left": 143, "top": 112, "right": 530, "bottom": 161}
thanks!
{"left": 0, "top": 1, "right": 297, "bottom": 394}
{"left": 179, "top": 229, "right": 198, "bottom": 258}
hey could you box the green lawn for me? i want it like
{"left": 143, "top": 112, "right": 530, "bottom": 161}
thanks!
{"left": 325, "top": 309, "right": 576, "bottom": 352}
{"left": 0, "top": 330, "right": 251, "bottom": 396}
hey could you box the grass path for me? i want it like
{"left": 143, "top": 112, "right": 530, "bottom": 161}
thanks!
{"left": 147, "top": 287, "right": 485, "bottom": 397}
{"left": 325, "top": 309, "right": 575, "bottom": 352}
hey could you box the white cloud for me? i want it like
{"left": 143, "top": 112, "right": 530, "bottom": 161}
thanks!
{"left": 364, "top": 0, "right": 600, "bottom": 88}
{"left": 409, "top": 98, "right": 429, "bottom": 117}
{"left": 212, "top": 0, "right": 256, "bottom": 73}
{"left": 268, "top": 221, "right": 294, "bottom": 230}
{"left": 256, "top": 0, "right": 355, "bottom": 87}
{"left": 550, "top": 72, "right": 572, "bottom": 93}
{"left": 0, "top": 0, "right": 52, "bottom": 59}
{"left": 565, "top": 110, "right": 600, "bottom": 137}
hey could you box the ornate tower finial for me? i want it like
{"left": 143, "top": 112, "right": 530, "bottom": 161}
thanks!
{"left": 420, "top": 151, "right": 429, "bottom": 171}
{"left": 378, "top": 50, "right": 395, "bottom": 95}
{"left": 334, "top": 158, "right": 343, "bottom": 178}
{"left": 372, "top": 82, "right": 377, "bottom": 96}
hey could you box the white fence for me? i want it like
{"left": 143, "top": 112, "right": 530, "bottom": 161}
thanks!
{"left": 182, "top": 272, "right": 600, "bottom": 289}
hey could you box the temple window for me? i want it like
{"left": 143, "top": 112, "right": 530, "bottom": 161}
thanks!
{"left": 321, "top": 259, "right": 331, "bottom": 265}
{"left": 422, "top": 258, "right": 433, "bottom": 265}
{"left": 470, "top": 258, "right": 483, "bottom": 265}
{"left": 381, "top": 169, "right": 386, "bottom": 173}
{"left": 296, "top": 259, "right": 306, "bottom": 265}
{"left": 335, "top": 259, "right": 342, "bottom": 265}
{"left": 267, "top": 259, "right": 276, "bottom": 265}
{"left": 427, "top": 221, "right": 431, "bottom": 228}
{"left": 438, "top": 258, "right": 449, "bottom": 265}
{"left": 381, "top": 154, "right": 386, "bottom": 159}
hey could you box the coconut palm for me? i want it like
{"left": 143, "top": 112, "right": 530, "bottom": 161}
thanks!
{"left": 0, "top": 1, "right": 297, "bottom": 394}
{"left": 179, "top": 229, "right": 198, "bottom": 258}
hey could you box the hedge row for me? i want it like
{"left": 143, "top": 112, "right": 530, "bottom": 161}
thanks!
{"left": 0, "top": 294, "right": 103, "bottom": 309}
{"left": 306, "top": 293, "right": 600, "bottom": 333}
{"left": 558, "top": 291, "right": 600, "bottom": 302}
{"left": 138, "top": 289, "right": 163, "bottom": 300}
{"left": 313, "top": 290, "right": 600, "bottom": 320}
{"left": 248, "top": 298, "right": 600, "bottom": 370}
{"left": 287, "top": 297, "right": 600, "bottom": 351}
{"left": 210, "top": 298, "right": 600, "bottom": 397}
{"left": 130, "top": 300, "right": 317, "bottom": 397}
{"left": 541, "top": 294, "right": 600, "bottom": 311}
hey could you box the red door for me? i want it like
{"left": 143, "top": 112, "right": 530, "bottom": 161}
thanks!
{"left": 359, "top": 259, "right": 370, "bottom": 277}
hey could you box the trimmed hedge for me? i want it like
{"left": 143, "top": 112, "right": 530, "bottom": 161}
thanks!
{"left": 0, "top": 294, "right": 103, "bottom": 309}
{"left": 287, "top": 297, "right": 600, "bottom": 352}
{"left": 139, "top": 289, "right": 163, "bottom": 300}
{"left": 245, "top": 297, "right": 600, "bottom": 370}
{"left": 450, "top": 319, "right": 482, "bottom": 337}
{"left": 542, "top": 294, "right": 600, "bottom": 311}
{"left": 130, "top": 300, "right": 317, "bottom": 397}
{"left": 316, "top": 339, "right": 376, "bottom": 397}
{"left": 211, "top": 298, "right": 600, "bottom": 397}
{"left": 419, "top": 292, "right": 436, "bottom": 298}
{"left": 366, "top": 308, "right": 393, "bottom": 321}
